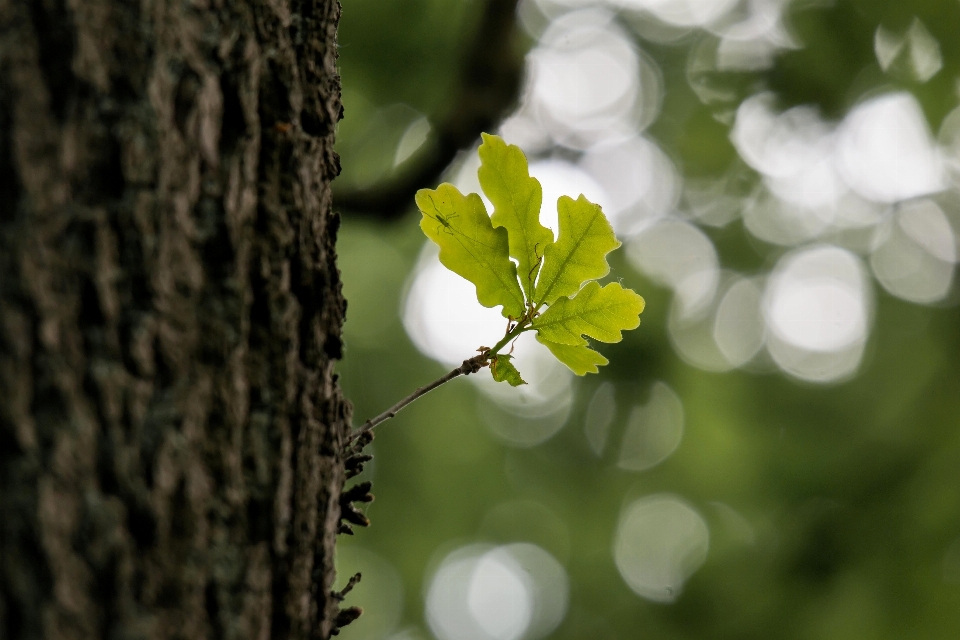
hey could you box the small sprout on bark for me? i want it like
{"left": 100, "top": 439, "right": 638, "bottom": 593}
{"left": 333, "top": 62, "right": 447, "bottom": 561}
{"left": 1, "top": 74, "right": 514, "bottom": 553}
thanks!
{"left": 331, "top": 575, "right": 363, "bottom": 636}
{"left": 331, "top": 606, "right": 363, "bottom": 636}
{"left": 340, "top": 502, "right": 370, "bottom": 528}
{"left": 341, "top": 481, "right": 374, "bottom": 504}
{"left": 339, "top": 479, "right": 374, "bottom": 535}
{"left": 344, "top": 453, "right": 372, "bottom": 479}
{"left": 332, "top": 573, "right": 362, "bottom": 602}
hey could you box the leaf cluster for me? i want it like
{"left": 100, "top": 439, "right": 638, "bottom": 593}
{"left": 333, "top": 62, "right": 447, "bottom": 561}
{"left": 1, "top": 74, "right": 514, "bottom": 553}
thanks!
{"left": 416, "top": 134, "right": 644, "bottom": 382}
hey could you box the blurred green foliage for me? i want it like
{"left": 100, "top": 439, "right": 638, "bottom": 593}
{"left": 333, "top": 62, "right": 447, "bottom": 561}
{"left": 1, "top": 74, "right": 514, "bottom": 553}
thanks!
{"left": 333, "top": 0, "right": 960, "bottom": 639}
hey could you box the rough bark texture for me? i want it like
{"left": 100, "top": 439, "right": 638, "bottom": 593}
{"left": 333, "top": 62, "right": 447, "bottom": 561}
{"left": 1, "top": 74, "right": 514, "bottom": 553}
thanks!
{"left": 0, "top": 0, "right": 355, "bottom": 638}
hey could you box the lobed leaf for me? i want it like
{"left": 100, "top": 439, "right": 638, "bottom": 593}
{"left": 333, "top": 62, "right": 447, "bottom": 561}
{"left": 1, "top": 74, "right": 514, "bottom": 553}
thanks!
{"left": 490, "top": 354, "right": 526, "bottom": 386}
{"left": 536, "top": 335, "right": 609, "bottom": 376}
{"left": 417, "top": 184, "right": 526, "bottom": 318}
{"left": 478, "top": 133, "right": 554, "bottom": 299}
{"left": 533, "top": 281, "right": 645, "bottom": 346}
{"left": 533, "top": 195, "right": 621, "bottom": 306}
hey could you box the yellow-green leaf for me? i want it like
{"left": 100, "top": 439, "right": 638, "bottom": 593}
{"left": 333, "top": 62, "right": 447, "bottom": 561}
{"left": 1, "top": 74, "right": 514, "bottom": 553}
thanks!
{"left": 536, "top": 335, "right": 609, "bottom": 376}
{"left": 534, "top": 195, "right": 621, "bottom": 306}
{"left": 533, "top": 281, "right": 645, "bottom": 346}
{"left": 490, "top": 354, "right": 526, "bottom": 386}
{"left": 417, "top": 184, "right": 526, "bottom": 318}
{"left": 478, "top": 133, "right": 554, "bottom": 299}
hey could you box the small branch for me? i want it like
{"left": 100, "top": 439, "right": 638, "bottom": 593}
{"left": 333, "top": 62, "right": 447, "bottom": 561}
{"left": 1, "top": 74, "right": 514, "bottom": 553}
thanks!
{"left": 346, "top": 315, "right": 533, "bottom": 445}
{"left": 346, "top": 352, "right": 490, "bottom": 444}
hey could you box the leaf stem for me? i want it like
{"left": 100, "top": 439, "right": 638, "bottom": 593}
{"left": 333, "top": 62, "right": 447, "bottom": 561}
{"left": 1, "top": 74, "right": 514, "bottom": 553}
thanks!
{"left": 345, "top": 315, "right": 533, "bottom": 446}
{"left": 487, "top": 318, "right": 530, "bottom": 356}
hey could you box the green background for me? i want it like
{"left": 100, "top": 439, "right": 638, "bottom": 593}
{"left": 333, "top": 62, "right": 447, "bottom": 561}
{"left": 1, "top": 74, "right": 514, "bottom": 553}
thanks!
{"left": 332, "top": 1, "right": 960, "bottom": 639}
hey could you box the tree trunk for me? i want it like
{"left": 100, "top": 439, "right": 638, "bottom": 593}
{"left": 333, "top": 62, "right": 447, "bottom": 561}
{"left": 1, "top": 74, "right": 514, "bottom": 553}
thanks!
{"left": 0, "top": 0, "right": 358, "bottom": 638}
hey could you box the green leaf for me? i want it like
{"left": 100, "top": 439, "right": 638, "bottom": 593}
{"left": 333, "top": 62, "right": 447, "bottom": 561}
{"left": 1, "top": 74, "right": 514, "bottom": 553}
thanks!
{"left": 534, "top": 195, "right": 621, "bottom": 306}
{"left": 417, "top": 184, "right": 526, "bottom": 318}
{"left": 536, "top": 335, "right": 609, "bottom": 376}
{"left": 478, "top": 133, "right": 554, "bottom": 299}
{"left": 490, "top": 354, "right": 526, "bottom": 386}
{"left": 533, "top": 281, "right": 645, "bottom": 346}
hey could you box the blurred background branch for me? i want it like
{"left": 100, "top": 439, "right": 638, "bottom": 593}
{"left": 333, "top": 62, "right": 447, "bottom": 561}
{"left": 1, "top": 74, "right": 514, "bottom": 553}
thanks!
{"left": 334, "top": 0, "right": 524, "bottom": 220}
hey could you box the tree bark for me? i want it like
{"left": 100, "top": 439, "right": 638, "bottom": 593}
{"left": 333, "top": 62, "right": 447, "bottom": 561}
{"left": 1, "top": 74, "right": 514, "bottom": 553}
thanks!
{"left": 0, "top": 0, "right": 357, "bottom": 638}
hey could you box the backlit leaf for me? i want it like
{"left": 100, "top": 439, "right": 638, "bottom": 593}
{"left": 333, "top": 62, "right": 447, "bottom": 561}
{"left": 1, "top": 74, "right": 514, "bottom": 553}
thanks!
{"left": 536, "top": 335, "right": 609, "bottom": 376}
{"left": 478, "top": 133, "right": 554, "bottom": 299}
{"left": 417, "top": 184, "right": 526, "bottom": 318}
{"left": 490, "top": 354, "right": 526, "bottom": 386}
{"left": 533, "top": 281, "right": 645, "bottom": 346}
{"left": 534, "top": 195, "right": 621, "bottom": 306}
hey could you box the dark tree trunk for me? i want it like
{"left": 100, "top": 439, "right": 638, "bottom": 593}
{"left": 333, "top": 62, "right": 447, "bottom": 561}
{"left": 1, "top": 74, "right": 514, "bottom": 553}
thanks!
{"left": 0, "top": 0, "right": 356, "bottom": 638}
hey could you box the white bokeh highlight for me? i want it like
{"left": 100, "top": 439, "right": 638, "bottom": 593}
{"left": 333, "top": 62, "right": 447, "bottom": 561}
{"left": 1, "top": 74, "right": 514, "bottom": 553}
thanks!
{"left": 874, "top": 18, "right": 942, "bottom": 83}
{"left": 627, "top": 219, "right": 720, "bottom": 317}
{"left": 666, "top": 271, "right": 750, "bottom": 372}
{"left": 394, "top": 116, "right": 432, "bottom": 166}
{"left": 529, "top": 159, "right": 611, "bottom": 235}
{"left": 580, "top": 135, "right": 681, "bottom": 236}
{"left": 615, "top": 0, "right": 739, "bottom": 28}
{"left": 836, "top": 92, "right": 945, "bottom": 204}
{"left": 426, "top": 544, "right": 569, "bottom": 640}
{"left": 723, "top": 89, "right": 954, "bottom": 379}
{"left": 469, "top": 554, "right": 531, "bottom": 640}
{"left": 617, "top": 382, "right": 684, "bottom": 471}
{"left": 713, "top": 276, "right": 766, "bottom": 367}
{"left": 525, "top": 10, "right": 659, "bottom": 149}
{"left": 731, "top": 91, "right": 947, "bottom": 252}
{"left": 731, "top": 93, "right": 849, "bottom": 245}
{"left": 614, "top": 494, "right": 710, "bottom": 603}
{"left": 764, "top": 245, "right": 873, "bottom": 383}
{"left": 870, "top": 199, "right": 957, "bottom": 304}
{"left": 732, "top": 93, "right": 843, "bottom": 209}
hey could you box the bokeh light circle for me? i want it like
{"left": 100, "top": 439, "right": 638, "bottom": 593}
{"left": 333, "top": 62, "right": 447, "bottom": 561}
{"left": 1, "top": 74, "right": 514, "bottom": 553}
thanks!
{"left": 836, "top": 92, "right": 945, "bottom": 203}
{"left": 764, "top": 245, "right": 872, "bottom": 382}
{"left": 667, "top": 271, "right": 764, "bottom": 372}
{"left": 580, "top": 135, "right": 681, "bottom": 237}
{"left": 712, "top": 276, "right": 766, "bottom": 367}
{"left": 613, "top": 494, "right": 710, "bottom": 602}
{"left": 870, "top": 199, "right": 957, "bottom": 304}
{"left": 526, "top": 10, "right": 658, "bottom": 149}
{"left": 627, "top": 219, "right": 720, "bottom": 317}
{"left": 425, "top": 543, "right": 569, "bottom": 640}
{"left": 615, "top": 0, "right": 740, "bottom": 28}
{"left": 617, "top": 382, "right": 684, "bottom": 471}
{"left": 528, "top": 159, "right": 611, "bottom": 235}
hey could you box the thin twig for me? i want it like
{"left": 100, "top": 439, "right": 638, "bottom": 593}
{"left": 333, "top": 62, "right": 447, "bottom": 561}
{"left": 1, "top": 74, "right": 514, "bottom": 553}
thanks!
{"left": 346, "top": 352, "right": 490, "bottom": 444}
{"left": 346, "top": 316, "right": 533, "bottom": 445}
